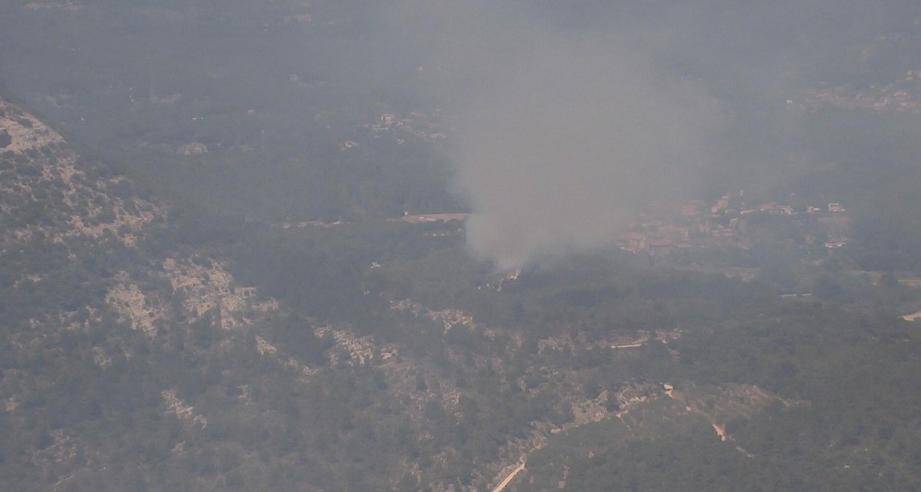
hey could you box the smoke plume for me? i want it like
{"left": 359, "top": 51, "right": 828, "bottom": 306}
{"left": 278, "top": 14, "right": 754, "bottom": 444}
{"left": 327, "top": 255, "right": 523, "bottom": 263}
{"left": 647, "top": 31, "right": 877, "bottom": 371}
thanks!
{"left": 436, "top": 11, "right": 723, "bottom": 269}
{"left": 388, "top": 1, "right": 911, "bottom": 269}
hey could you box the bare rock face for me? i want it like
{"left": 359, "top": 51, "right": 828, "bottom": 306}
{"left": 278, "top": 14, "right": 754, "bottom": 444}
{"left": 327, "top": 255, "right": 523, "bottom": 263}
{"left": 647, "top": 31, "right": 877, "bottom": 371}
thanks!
{"left": 0, "top": 98, "right": 164, "bottom": 249}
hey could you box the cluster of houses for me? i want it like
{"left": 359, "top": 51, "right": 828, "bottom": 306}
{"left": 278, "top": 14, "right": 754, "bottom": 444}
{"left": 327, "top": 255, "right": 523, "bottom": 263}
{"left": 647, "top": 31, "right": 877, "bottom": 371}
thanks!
{"left": 368, "top": 112, "right": 447, "bottom": 144}
{"left": 341, "top": 112, "right": 447, "bottom": 152}
{"left": 616, "top": 192, "right": 849, "bottom": 255}
{"left": 803, "top": 70, "right": 921, "bottom": 115}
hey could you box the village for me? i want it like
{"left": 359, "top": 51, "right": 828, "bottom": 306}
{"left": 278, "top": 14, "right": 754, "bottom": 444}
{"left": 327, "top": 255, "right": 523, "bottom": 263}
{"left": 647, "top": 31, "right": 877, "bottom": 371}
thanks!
{"left": 615, "top": 191, "right": 850, "bottom": 257}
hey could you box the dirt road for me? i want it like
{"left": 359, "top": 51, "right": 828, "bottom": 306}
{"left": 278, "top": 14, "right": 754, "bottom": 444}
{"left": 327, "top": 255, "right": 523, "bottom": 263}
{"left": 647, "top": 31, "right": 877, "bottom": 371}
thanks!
{"left": 492, "top": 461, "right": 526, "bottom": 492}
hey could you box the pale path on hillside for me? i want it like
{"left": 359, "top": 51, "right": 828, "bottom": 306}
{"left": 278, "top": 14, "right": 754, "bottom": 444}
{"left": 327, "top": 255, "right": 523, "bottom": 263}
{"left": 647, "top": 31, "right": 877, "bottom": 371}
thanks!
{"left": 492, "top": 461, "right": 526, "bottom": 492}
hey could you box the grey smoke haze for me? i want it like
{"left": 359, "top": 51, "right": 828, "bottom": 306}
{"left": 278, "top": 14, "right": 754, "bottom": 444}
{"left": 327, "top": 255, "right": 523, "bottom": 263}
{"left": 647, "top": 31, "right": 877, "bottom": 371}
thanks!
{"left": 388, "top": 0, "right": 921, "bottom": 269}
{"left": 395, "top": 3, "right": 725, "bottom": 269}
{"left": 454, "top": 37, "right": 721, "bottom": 269}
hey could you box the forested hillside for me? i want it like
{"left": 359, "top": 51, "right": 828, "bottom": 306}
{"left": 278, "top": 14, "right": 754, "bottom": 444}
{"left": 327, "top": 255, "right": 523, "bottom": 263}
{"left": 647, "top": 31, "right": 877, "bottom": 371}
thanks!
{"left": 3, "top": 1, "right": 921, "bottom": 491}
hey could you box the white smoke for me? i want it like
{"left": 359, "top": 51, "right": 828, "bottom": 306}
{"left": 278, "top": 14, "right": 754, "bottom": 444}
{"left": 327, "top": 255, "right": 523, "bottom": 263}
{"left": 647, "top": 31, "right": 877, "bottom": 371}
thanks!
{"left": 449, "top": 30, "right": 723, "bottom": 269}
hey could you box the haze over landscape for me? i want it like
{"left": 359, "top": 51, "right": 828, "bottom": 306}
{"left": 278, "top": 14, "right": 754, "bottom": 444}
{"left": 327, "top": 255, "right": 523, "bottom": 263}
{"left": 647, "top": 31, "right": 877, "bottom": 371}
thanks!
{"left": 446, "top": 8, "right": 721, "bottom": 268}
{"left": 2, "top": 1, "right": 921, "bottom": 490}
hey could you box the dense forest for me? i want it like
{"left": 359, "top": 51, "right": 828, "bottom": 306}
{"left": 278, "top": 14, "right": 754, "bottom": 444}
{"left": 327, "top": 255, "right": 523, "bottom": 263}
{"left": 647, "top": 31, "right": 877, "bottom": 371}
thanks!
{"left": 2, "top": 1, "right": 921, "bottom": 491}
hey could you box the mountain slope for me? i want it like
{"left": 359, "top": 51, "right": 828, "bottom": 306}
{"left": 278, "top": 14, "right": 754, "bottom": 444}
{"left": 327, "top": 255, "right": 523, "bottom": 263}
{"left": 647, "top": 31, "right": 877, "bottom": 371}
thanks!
{"left": 4, "top": 97, "right": 921, "bottom": 491}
